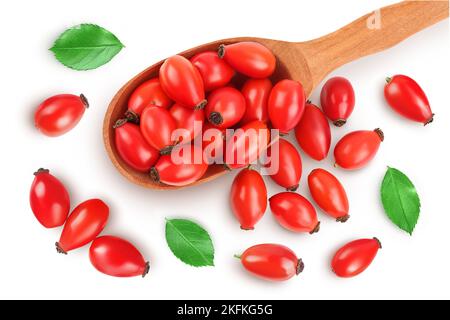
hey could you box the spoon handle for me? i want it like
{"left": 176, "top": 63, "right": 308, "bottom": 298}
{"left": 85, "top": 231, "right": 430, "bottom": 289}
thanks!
{"left": 299, "top": 0, "right": 449, "bottom": 87}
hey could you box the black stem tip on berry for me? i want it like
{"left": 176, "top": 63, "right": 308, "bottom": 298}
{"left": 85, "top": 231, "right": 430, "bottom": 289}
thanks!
{"left": 336, "top": 215, "right": 350, "bottom": 223}
{"left": 34, "top": 168, "right": 49, "bottom": 176}
{"left": 209, "top": 112, "right": 223, "bottom": 126}
{"left": 287, "top": 184, "right": 299, "bottom": 192}
{"left": 55, "top": 242, "right": 67, "bottom": 255}
{"left": 113, "top": 118, "right": 128, "bottom": 129}
{"left": 310, "top": 221, "right": 321, "bottom": 234}
{"left": 296, "top": 259, "right": 305, "bottom": 275}
{"left": 306, "top": 100, "right": 312, "bottom": 104}
{"left": 160, "top": 145, "right": 174, "bottom": 155}
{"left": 150, "top": 167, "right": 160, "bottom": 183}
{"left": 424, "top": 114, "right": 435, "bottom": 126}
{"left": 373, "top": 237, "right": 382, "bottom": 249}
{"left": 80, "top": 94, "right": 89, "bottom": 108}
{"left": 195, "top": 99, "right": 207, "bottom": 110}
{"left": 385, "top": 77, "right": 392, "bottom": 84}
{"left": 142, "top": 262, "right": 150, "bottom": 278}
{"left": 333, "top": 119, "right": 347, "bottom": 127}
{"left": 374, "top": 128, "right": 384, "bottom": 142}
{"left": 124, "top": 110, "right": 140, "bottom": 124}
{"left": 218, "top": 44, "right": 226, "bottom": 59}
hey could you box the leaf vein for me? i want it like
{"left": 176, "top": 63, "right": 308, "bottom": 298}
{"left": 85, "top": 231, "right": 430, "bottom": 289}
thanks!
{"left": 387, "top": 170, "right": 411, "bottom": 232}
{"left": 52, "top": 44, "right": 123, "bottom": 50}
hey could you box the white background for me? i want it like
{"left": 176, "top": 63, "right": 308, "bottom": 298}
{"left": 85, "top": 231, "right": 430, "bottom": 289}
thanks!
{"left": 0, "top": 0, "right": 449, "bottom": 300}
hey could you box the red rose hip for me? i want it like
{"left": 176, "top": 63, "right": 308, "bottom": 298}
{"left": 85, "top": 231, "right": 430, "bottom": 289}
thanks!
{"left": 206, "top": 87, "right": 246, "bottom": 129}
{"left": 89, "top": 236, "right": 149, "bottom": 278}
{"left": 334, "top": 128, "right": 384, "bottom": 170}
{"left": 169, "top": 103, "right": 204, "bottom": 144}
{"left": 269, "top": 192, "right": 320, "bottom": 234}
{"left": 191, "top": 51, "right": 234, "bottom": 92}
{"left": 159, "top": 55, "right": 206, "bottom": 109}
{"left": 35, "top": 94, "right": 88, "bottom": 137}
{"left": 225, "top": 120, "right": 270, "bottom": 169}
{"left": 320, "top": 76, "right": 355, "bottom": 126}
{"left": 56, "top": 199, "right": 109, "bottom": 254}
{"left": 218, "top": 41, "right": 276, "bottom": 79}
{"left": 140, "top": 106, "right": 177, "bottom": 154}
{"left": 114, "top": 120, "right": 159, "bottom": 172}
{"left": 240, "top": 78, "right": 272, "bottom": 125}
{"left": 332, "top": 238, "right": 381, "bottom": 278}
{"left": 384, "top": 75, "right": 433, "bottom": 125}
{"left": 308, "top": 169, "right": 349, "bottom": 222}
{"left": 230, "top": 168, "right": 267, "bottom": 230}
{"left": 29, "top": 168, "right": 70, "bottom": 228}
{"left": 295, "top": 101, "right": 331, "bottom": 161}
{"left": 237, "top": 244, "right": 304, "bottom": 281}
{"left": 268, "top": 80, "right": 305, "bottom": 134}
{"left": 265, "top": 138, "right": 302, "bottom": 191}
{"left": 150, "top": 145, "right": 208, "bottom": 187}
{"left": 202, "top": 123, "right": 226, "bottom": 163}
{"left": 126, "top": 78, "right": 172, "bottom": 121}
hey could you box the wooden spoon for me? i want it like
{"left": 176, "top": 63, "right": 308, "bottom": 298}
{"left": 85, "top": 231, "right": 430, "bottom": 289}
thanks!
{"left": 103, "top": 0, "right": 448, "bottom": 190}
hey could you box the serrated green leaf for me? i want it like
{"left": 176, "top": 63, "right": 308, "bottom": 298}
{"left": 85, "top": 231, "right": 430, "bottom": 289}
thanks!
{"left": 50, "top": 24, "right": 124, "bottom": 70}
{"left": 165, "top": 218, "right": 214, "bottom": 267}
{"left": 381, "top": 167, "right": 421, "bottom": 235}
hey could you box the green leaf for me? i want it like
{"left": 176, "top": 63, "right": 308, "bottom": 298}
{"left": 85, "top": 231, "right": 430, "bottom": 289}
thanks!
{"left": 381, "top": 167, "right": 421, "bottom": 235}
{"left": 50, "top": 24, "right": 124, "bottom": 70}
{"left": 165, "top": 218, "right": 214, "bottom": 267}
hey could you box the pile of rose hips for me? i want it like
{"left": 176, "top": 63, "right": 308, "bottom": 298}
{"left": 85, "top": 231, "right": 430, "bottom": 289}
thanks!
{"left": 32, "top": 41, "right": 433, "bottom": 280}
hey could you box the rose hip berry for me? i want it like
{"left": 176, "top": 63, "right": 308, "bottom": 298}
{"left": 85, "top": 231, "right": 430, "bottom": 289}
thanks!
{"left": 30, "top": 168, "right": 70, "bottom": 228}
{"left": 114, "top": 120, "right": 160, "bottom": 172}
{"left": 35, "top": 94, "right": 88, "bottom": 137}
{"left": 268, "top": 79, "right": 306, "bottom": 134}
{"left": 332, "top": 238, "right": 382, "bottom": 278}
{"left": 265, "top": 138, "right": 302, "bottom": 191}
{"left": 320, "top": 76, "right": 355, "bottom": 126}
{"left": 218, "top": 42, "right": 276, "bottom": 79}
{"left": 308, "top": 169, "right": 349, "bottom": 222}
{"left": 240, "top": 78, "right": 272, "bottom": 125}
{"left": 191, "top": 51, "right": 235, "bottom": 92}
{"left": 169, "top": 103, "right": 205, "bottom": 144}
{"left": 206, "top": 87, "right": 246, "bottom": 129}
{"left": 269, "top": 192, "right": 320, "bottom": 234}
{"left": 230, "top": 168, "right": 267, "bottom": 230}
{"left": 225, "top": 120, "right": 270, "bottom": 170}
{"left": 89, "top": 236, "right": 150, "bottom": 278}
{"left": 384, "top": 74, "right": 433, "bottom": 125}
{"left": 150, "top": 145, "right": 208, "bottom": 187}
{"left": 126, "top": 78, "right": 173, "bottom": 122}
{"left": 140, "top": 105, "right": 178, "bottom": 155}
{"left": 237, "top": 244, "right": 304, "bottom": 282}
{"left": 56, "top": 199, "right": 109, "bottom": 254}
{"left": 159, "top": 55, "right": 207, "bottom": 110}
{"left": 334, "top": 128, "right": 384, "bottom": 170}
{"left": 202, "top": 123, "right": 226, "bottom": 163}
{"left": 295, "top": 101, "right": 331, "bottom": 161}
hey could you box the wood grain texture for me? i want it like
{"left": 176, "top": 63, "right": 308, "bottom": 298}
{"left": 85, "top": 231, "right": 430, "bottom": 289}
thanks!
{"left": 299, "top": 0, "right": 449, "bottom": 90}
{"left": 103, "top": 0, "right": 448, "bottom": 190}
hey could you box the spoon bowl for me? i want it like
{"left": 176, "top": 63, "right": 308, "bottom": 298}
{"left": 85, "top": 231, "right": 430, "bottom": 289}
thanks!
{"left": 103, "top": 1, "right": 448, "bottom": 190}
